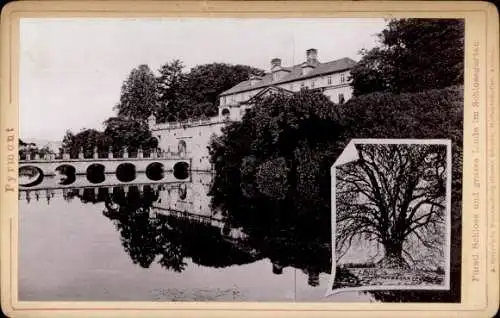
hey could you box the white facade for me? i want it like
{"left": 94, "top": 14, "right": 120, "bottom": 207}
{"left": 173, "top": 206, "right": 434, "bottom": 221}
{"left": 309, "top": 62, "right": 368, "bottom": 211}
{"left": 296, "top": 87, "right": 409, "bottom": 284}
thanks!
{"left": 218, "top": 49, "right": 355, "bottom": 122}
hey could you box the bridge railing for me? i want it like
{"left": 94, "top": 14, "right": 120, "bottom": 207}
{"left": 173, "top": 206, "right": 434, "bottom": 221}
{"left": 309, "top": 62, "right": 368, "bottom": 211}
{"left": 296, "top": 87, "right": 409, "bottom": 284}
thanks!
{"left": 19, "top": 147, "right": 188, "bottom": 162}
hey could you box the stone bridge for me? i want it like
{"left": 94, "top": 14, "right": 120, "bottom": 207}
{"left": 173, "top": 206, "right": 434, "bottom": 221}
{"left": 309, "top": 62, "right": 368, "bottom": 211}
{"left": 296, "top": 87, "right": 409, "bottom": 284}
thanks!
{"left": 19, "top": 148, "right": 192, "bottom": 189}
{"left": 19, "top": 156, "right": 190, "bottom": 176}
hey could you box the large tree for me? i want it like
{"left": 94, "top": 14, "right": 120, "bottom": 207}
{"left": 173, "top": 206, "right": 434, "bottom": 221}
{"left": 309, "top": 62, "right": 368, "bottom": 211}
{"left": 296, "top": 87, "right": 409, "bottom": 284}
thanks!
{"left": 350, "top": 18, "right": 464, "bottom": 96}
{"left": 114, "top": 64, "right": 158, "bottom": 122}
{"left": 183, "top": 63, "right": 265, "bottom": 116}
{"left": 156, "top": 59, "right": 190, "bottom": 122}
{"left": 335, "top": 143, "right": 447, "bottom": 269}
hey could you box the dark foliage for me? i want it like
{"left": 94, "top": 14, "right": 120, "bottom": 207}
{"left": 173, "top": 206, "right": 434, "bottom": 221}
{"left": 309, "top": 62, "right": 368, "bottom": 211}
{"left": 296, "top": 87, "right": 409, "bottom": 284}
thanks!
{"left": 350, "top": 19, "right": 464, "bottom": 96}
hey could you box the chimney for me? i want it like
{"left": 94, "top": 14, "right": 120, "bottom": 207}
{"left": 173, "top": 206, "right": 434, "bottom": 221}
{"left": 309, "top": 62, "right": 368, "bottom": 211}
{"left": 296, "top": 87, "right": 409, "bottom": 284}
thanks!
{"left": 271, "top": 58, "right": 282, "bottom": 69}
{"left": 306, "top": 48, "right": 318, "bottom": 64}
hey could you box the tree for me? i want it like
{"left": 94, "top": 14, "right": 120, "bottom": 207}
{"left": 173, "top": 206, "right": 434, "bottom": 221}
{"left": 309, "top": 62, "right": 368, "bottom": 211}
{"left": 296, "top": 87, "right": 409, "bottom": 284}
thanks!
{"left": 183, "top": 63, "right": 265, "bottom": 109}
{"left": 114, "top": 64, "right": 158, "bottom": 122}
{"left": 209, "top": 89, "right": 343, "bottom": 241}
{"left": 18, "top": 139, "right": 52, "bottom": 160}
{"left": 61, "top": 129, "right": 109, "bottom": 158}
{"left": 335, "top": 144, "right": 447, "bottom": 269}
{"left": 350, "top": 19, "right": 464, "bottom": 96}
{"left": 103, "top": 117, "right": 158, "bottom": 154}
{"left": 156, "top": 60, "right": 189, "bottom": 123}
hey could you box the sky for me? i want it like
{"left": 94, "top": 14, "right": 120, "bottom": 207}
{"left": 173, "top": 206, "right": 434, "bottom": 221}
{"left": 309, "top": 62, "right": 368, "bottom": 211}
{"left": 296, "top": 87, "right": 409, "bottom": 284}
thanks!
{"left": 20, "top": 18, "right": 387, "bottom": 142}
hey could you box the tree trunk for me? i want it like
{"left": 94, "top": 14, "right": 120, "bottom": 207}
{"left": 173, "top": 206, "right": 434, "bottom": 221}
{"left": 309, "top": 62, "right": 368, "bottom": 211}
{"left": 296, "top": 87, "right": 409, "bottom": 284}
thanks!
{"left": 377, "top": 240, "right": 410, "bottom": 269}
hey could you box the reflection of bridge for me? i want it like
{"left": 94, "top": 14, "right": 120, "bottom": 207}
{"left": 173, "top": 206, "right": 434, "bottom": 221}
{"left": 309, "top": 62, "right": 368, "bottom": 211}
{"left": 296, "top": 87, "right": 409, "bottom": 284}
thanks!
{"left": 18, "top": 173, "right": 191, "bottom": 191}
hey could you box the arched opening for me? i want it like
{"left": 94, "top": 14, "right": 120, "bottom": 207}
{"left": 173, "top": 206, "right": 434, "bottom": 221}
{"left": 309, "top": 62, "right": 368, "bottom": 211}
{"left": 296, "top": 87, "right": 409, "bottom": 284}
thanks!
{"left": 55, "top": 164, "right": 76, "bottom": 185}
{"left": 19, "top": 166, "right": 44, "bottom": 187}
{"left": 177, "top": 140, "right": 187, "bottom": 156}
{"left": 178, "top": 184, "right": 187, "bottom": 200}
{"left": 86, "top": 164, "right": 105, "bottom": 184}
{"left": 221, "top": 108, "right": 230, "bottom": 119}
{"left": 145, "top": 162, "right": 164, "bottom": 181}
{"left": 116, "top": 163, "right": 136, "bottom": 182}
{"left": 173, "top": 161, "right": 190, "bottom": 180}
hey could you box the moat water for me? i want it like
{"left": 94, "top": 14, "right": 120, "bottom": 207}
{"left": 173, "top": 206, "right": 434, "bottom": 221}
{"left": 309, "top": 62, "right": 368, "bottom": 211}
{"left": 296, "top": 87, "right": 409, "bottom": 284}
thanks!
{"left": 19, "top": 172, "right": 374, "bottom": 302}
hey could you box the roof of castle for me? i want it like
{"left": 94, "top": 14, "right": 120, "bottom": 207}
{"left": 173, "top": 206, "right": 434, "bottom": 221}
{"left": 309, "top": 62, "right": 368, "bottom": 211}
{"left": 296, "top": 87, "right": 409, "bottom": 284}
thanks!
{"left": 220, "top": 57, "right": 357, "bottom": 96}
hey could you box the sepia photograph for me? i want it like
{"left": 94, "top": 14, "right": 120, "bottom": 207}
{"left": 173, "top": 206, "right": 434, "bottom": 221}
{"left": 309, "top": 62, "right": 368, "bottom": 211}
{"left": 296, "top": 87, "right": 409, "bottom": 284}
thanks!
{"left": 329, "top": 140, "right": 451, "bottom": 296}
{"left": 17, "top": 16, "right": 464, "bottom": 303}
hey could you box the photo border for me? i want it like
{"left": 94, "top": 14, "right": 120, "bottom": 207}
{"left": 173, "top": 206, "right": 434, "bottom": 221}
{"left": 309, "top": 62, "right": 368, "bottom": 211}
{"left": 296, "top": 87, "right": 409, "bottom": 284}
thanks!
{"left": 0, "top": 1, "right": 498, "bottom": 317}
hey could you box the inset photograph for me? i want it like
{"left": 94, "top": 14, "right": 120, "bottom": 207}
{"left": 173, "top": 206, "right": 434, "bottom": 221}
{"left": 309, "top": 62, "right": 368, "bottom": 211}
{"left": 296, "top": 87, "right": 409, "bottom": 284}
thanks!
{"left": 328, "top": 140, "right": 451, "bottom": 296}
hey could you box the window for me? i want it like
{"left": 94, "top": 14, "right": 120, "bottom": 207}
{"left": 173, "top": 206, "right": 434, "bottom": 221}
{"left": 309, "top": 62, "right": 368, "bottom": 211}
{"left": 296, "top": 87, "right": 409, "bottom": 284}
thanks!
{"left": 311, "top": 80, "right": 315, "bottom": 88}
{"left": 338, "top": 93, "right": 345, "bottom": 104}
{"left": 301, "top": 82, "right": 305, "bottom": 88}
{"left": 340, "top": 73, "right": 346, "bottom": 83}
{"left": 327, "top": 76, "right": 332, "bottom": 85}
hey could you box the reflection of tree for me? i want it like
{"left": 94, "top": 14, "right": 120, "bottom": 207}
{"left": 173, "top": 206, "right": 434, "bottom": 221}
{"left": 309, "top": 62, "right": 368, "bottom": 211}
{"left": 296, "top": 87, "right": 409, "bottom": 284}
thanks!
{"left": 335, "top": 144, "right": 447, "bottom": 269}
{"left": 70, "top": 185, "right": 261, "bottom": 272}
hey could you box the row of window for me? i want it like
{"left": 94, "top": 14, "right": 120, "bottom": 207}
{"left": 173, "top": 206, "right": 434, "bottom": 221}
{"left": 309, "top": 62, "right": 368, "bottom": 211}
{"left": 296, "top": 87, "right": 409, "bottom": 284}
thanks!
{"left": 297, "top": 72, "right": 346, "bottom": 90}
{"left": 221, "top": 72, "right": 348, "bottom": 105}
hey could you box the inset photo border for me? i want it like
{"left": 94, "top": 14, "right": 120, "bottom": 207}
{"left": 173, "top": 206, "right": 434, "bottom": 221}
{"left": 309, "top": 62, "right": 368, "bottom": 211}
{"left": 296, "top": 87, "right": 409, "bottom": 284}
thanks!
{"left": 328, "top": 139, "right": 451, "bottom": 297}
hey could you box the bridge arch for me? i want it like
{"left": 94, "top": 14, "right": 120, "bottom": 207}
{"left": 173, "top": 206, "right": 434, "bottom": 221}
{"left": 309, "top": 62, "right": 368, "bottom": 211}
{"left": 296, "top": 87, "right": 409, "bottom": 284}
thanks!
{"left": 55, "top": 164, "right": 76, "bottom": 185}
{"left": 178, "top": 140, "right": 187, "bottom": 156}
{"left": 173, "top": 161, "right": 190, "bottom": 180}
{"left": 116, "top": 163, "right": 136, "bottom": 182}
{"left": 145, "top": 162, "right": 164, "bottom": 181}
{"left": 86, "top": 164, "right": 106, "bottom": 184}
{"left": 19, "top": 166, "right": 44, "bottom": 187}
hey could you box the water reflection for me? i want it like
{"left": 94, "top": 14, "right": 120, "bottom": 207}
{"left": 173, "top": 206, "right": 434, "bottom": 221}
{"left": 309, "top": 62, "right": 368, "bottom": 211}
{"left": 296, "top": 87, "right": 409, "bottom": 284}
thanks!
{"left": 19, "top": 172, "right": 373, "bottom": 301}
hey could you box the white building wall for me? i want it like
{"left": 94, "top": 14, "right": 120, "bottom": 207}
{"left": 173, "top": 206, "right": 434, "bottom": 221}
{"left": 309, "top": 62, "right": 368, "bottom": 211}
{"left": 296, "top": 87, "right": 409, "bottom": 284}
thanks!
{"left": 151, "top": 121, "right": 226, "bottom": 171}
{"left": 323, "top": 84, "right": 353, "bottom": 104}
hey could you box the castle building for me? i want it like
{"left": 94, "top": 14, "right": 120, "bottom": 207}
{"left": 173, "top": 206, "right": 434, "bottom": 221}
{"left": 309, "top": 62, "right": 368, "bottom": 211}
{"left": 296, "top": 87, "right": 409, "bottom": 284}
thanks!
{"left": 218, "top": 48, "right": 356, "bottom": 121}
{"left": 150, "top": 48, "right": 356, "bottom": 171}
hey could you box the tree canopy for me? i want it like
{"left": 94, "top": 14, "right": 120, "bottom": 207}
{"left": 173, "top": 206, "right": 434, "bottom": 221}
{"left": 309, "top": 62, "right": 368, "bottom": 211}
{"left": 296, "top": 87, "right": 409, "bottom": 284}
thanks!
{"left": 350, "top": 19, "right": 464, "bottom": 96}
{"left": 114, "top": 64, "right": 158, "bottom": 122}
{"left": 335, "top": 143, "right": 447, "bottom": 269}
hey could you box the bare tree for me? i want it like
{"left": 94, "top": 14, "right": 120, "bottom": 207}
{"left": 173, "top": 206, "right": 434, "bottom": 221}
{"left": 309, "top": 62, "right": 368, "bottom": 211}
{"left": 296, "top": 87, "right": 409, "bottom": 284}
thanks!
{"left": 335, "top": 144, "right": 447, "bottom": 269}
